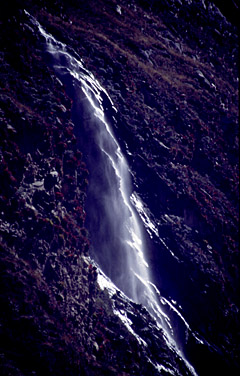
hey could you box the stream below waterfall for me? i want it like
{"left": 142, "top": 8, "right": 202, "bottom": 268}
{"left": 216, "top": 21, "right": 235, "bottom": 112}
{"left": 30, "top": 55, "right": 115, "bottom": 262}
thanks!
{"left": 24, "top": 11, "right": 225, "bottom": 376}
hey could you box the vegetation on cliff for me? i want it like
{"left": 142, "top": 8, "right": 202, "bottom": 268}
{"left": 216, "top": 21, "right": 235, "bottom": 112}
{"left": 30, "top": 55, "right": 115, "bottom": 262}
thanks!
{"left": 0, "top": 1, "right": 239, "bottom": 375}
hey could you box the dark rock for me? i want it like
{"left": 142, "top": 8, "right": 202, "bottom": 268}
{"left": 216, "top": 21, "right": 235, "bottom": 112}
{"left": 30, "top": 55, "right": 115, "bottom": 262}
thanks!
{"left": 0, "top": 1, "right": 238, "bottom": 375}
{"left": 44, "top": 173, "right": 58, "bottom": 191}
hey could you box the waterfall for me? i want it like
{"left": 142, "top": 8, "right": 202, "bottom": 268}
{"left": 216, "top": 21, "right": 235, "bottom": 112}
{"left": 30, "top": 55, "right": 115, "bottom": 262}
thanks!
{"left": 26, "top": 12, "right": 198, "bottom": 375}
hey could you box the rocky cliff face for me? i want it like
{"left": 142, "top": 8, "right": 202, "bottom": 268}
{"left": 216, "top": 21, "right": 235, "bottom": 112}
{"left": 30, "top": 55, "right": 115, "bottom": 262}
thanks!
{"left": 0, "top": 1, "right": 239, "bottom": 375}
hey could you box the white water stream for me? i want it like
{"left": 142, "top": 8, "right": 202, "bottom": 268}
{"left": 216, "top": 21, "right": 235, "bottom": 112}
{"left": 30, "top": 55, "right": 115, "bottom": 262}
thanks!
{"left": 26, "top": 12, "right": 198, "bottom": 375}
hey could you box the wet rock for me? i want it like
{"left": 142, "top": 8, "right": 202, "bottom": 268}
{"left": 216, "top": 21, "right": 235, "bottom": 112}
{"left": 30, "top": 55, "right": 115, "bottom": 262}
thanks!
{"left": 0, "top": 1, "right": 238, "bottom": 376}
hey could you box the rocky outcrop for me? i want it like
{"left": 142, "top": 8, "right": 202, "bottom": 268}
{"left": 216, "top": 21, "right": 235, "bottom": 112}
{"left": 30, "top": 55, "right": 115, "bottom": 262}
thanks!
{"left": 0, "top": 5, "right": 193, "bottom": 376}
{"left": 0, "top": 1, "right": 239, "bottom": 375}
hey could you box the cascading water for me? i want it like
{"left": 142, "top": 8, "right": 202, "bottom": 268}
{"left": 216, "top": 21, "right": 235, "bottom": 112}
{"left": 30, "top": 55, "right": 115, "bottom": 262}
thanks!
{"left": 26, "top": 12, "right": 198, "bottom": 375}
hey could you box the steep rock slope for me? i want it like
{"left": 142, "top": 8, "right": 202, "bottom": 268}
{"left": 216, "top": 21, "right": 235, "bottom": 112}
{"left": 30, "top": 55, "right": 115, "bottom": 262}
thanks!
{"left": 0, "top": 0, "right": 239, "bottom": 375}
{"left": 1, "top": 7, "right": 189, "bottom": 376}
